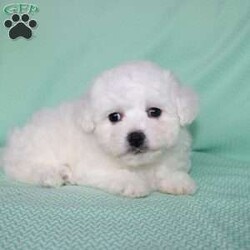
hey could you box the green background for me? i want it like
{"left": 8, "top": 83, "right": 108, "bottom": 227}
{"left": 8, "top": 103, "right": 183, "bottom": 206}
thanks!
{"left": 0, "top": 1, "right": 249, "bottom": 249}
{"left": 1, "top": 0, "right": 250, "bottom": 162}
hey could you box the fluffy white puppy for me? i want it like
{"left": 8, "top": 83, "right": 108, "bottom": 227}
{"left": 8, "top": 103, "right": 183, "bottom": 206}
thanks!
{"left": 3, "top": 61, "right": 198, "bottom": 197}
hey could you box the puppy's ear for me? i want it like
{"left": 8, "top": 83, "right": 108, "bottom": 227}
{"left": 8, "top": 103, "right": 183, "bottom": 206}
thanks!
{"left": 165, "top": 71, "right": 198, "bottom": 126}
{"left": 176, "top": 85, "right": 198, "bottom": 126}
{"left": 76, "top": 95, "right": 95, "bottom": 133}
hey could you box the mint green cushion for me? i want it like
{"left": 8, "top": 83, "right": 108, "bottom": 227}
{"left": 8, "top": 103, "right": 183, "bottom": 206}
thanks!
{"left": 0, "top": 0, "right": 250, "bottom": 249}
{"left": 0, "top": 153, "right": 249, "bottom": 249}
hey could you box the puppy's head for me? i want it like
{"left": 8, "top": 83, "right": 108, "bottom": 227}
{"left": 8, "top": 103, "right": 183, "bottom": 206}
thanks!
{"left": 79, "top": 61, "right": 198, "bottom": 167}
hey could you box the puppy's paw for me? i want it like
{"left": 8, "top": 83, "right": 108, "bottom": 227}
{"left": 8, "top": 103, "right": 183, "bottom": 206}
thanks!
{"left": 120, "top": 184, "right": 151, "bottom": 198}
{"left": 109, "top": 180, "right": 151, "bottom": 198}
{"left": 158, "top": 172, "right": 196, "bottom": 195}
{"left": 39, "top": 164, "right": 72, "bottom": 187}
{"left": 40, "top": 174, "right": 64, "bottom": 187}
{"left": 59, "top": 164, "right": 72, "bottom": 184}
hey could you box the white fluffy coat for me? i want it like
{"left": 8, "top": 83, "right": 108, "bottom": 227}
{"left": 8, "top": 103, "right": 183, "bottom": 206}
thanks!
{"left": 3, "top": 61, "right": 198, "bottom": 197}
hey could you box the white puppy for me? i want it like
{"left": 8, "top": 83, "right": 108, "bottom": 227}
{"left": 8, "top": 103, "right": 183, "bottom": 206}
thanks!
{"left": 3, "top": 61, "right": 198, "bottom": 197}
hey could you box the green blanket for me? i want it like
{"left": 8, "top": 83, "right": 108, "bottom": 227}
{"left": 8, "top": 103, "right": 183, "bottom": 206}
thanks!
{"left": 1, "top": 0, "right": 250, "bottom": 249}
{"left": 0, "top": 153, "right": 249, "bottom": 249}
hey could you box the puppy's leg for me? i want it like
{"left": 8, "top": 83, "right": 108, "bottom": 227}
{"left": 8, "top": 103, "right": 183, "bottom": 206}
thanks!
{"left": 38, "top": 163, "right": 72, "bottom": 187}
{"left": 4, "top": 162, "right": 72, "bottom": 187}
{"left": 3, "top": 114, "right": 74, "bottom": 187}
{"left": 73, "top": 166, "right": 151, "bottom": 198}
{"left": 156, "top": 170, "right": 196, "bottom": 195}
{"left": 156, "top": 139, "right": 197, "bottom": 195}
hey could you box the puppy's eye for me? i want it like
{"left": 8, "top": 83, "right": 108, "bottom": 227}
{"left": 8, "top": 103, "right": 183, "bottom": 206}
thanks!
{"left": 147, "top": 107, "right": 162, "bottom": 118}
{"left": 108, "top": 112, "right": 123, "bottom": 123}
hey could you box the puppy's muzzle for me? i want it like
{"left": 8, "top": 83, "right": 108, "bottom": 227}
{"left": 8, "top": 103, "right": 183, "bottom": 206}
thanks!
{"left": 127, "top": 131, "right": 146, "bottom": 149}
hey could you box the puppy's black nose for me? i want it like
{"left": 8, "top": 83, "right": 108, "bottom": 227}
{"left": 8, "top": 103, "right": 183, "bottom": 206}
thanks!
{"left": 127, "top": 131, "right": 146, "bottom": 148}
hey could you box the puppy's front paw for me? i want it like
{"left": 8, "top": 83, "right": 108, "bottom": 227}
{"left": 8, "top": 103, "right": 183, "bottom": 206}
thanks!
{"left": 158, "top": 172, "right": 196, "bottom": 195}
{"left": 120, "top": 184, "right": 151, "bottom": 198}
{"left": 109, "top": 180, "right": 151, "bottom": 198}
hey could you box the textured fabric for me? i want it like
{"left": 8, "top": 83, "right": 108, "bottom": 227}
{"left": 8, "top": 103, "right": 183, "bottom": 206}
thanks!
{"left": 0, "top": 152, "right": 250, "bottom": 250}
{"left": 1, "top": 1, "right": 250, "bottom": 249}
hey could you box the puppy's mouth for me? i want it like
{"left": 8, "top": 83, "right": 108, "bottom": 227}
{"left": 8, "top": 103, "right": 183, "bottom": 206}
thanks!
{"left": 118, "top": 146, "right": 162, "bottom": 167}
{"left": 128, "top": 146, "right": 149, "bottom": 155}
{"left": 122, "top": 145, "right": 161, "bottom": 157}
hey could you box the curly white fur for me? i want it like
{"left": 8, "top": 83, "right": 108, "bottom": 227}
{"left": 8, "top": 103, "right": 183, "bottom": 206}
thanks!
{"left": 3, "top": 61, "right": 198, "bottom": 197}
